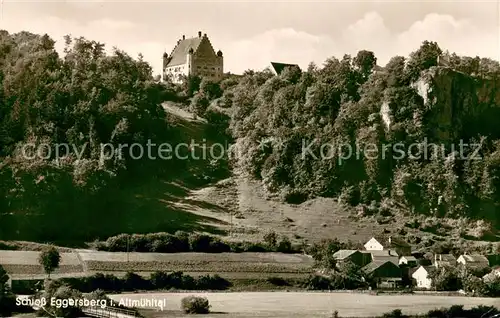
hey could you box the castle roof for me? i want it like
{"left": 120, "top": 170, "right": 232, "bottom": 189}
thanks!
{"left": 270, "top": 62, "right": 300, "bottom": 75}
{"left": 166, "top": 36, "right": 203, "bottom": 67}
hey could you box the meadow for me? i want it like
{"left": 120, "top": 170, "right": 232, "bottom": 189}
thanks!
{"left": 110, "top": 292, "right": 500, "bottom": 318}
{"left": 1, "top": 250, "right": 314, "bottom": 280}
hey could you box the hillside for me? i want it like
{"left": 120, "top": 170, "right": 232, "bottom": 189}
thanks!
{"left": 0, "top": 33, "right": 499, "bottom": 253}
{"left": 144, "top": 103, "right": 499, "bottom": 253}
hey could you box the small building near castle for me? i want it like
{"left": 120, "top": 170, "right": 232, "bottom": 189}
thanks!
{"left": 162, "top": 31, "right": 223, "bottom": 84}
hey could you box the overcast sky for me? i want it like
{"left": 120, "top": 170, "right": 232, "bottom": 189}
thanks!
{"left": 1, "top": 0, "right": 498, "bottom": 75}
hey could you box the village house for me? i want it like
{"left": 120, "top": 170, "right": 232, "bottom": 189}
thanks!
{"left": 399, "top": 255, "right": 418, "bottom": 267}
{"left": 457, "top": 254, "right": 490, "bottom": 269}
{"left": 433, "top": 254, "right": 457, "bottom": 268}
{"left": 362, "top": 260, "right": 403, "bottom": 288}
{"left": 332, "top": 250, "right": 371, "bottom": 268}
{"left": 483, "top": 267, "right": 500, "bottom": 282}
{"left": 162, "top": 31, "right": 223, "bottom": 84}
{"left": 270, "top": 62, "right": 301, "bottom": 75}
{"left": 411, "top": 265, "right": 434, "bottom": 289}
{"left": 364, "top": 236, "right": 412, "bottom": 256}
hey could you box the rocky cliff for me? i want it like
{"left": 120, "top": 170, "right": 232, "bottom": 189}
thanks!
{"left": 414, "top": 67, "right": 500, "bottom": 144}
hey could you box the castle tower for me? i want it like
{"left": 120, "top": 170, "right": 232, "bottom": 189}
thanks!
{"left": 217, "top": 50, "right": 224, "bottom": 74}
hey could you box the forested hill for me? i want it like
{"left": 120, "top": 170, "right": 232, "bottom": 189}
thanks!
{"left": 0, "top": 31, "right": 183, "bottom": 241}
{"left": 196, "top": 41, "right": 500, "bottom": 230}
{"left": 0, "top": 31, "right": 499, "bottom": 244}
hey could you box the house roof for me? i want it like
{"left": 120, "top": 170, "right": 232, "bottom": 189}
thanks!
{"left": 372, "top": 255, "right": 399, "bottom": 266}
{"left": 372, "top": 235, "right": 410, "bottom": 248}
{"left": 401, "top": 256, "right": 418, "bottom": 262}
{"left": 434, "top": 254, "right": 456, "bottom": 262}
{"left": 362, "top": 261, "right": 386, "bottom": 274}
{"left": 362, "top": 250, "right": 399, "bottom": 257}
{"left": 460, "top": 254, "right": 489, "bottom": 264}
{"left": 362, "top": 260, "right": 400, "bottom": 276}
{"left": 270, "top": 62, "right": 300, "bottom": 75}
{"left": 483, "top": 267, "right": 500, "bottom": 282}
{"left": 333, "top": 250, "right": 359, "bottom": 260}
{"left": 166, "top": 36, "right": 203, "bottom": 67}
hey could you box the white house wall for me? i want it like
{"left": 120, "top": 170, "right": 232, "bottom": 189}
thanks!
{"left": 364, "top": 238, "right": 384, "bottom": 251}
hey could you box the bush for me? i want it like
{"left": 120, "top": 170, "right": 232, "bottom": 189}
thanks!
{"left": 181, "top": 296, "right": 210, "bottom": 314}
{"left": 382, "top": 309, "right": 407, "bottom": 318}
{"left": 58, "top": 271, "right": 231, "bottom": 293}
{"left": 276, "top": 236, "right": 293, "bottom": 253}
{"left": 91, "top": 231, "right": 303, "bottom": 254}
{"left": 301, "top": 275, "right": 332, "bottom": 290}
{"left": 196, "top": 274, "right": 232, "bottom": 290}
{"left": 422, "top": 305, "right": 499, "bottom": 318}
{"left": 0, "top": 292, "right": 17, "bottom": 316}
{"left": 263, "top": 231, "right": 278, "bottom": 249}
{"left": 123, "top": 272, "right": 150, "bottom": 291}
{"left": 266, "top": 277, "right": 290, "bottom": 286}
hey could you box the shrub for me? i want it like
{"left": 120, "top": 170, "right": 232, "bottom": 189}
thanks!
{"left": 196, "top": 274, "right": 231, "bottom": 290}
{"left": 266, "top": 277, "right": 290, "bottom": 286}
{"left": 149, "top": 271, "right": 170, "bottom": 289}
{"left": 105, "top": 234, "right": 129, "bottom": 252}
{"left": 58, "top": 271, "right": 232, "bottom": 293}
{"left": 382, "top": 309, "right": 407, "bottom": 318}
{"left": 301, "top": 275, "right": 332, "bottom": 290}
{"left": 123, "top": 272, "right": 150, "bottom": 291}
{"left": 263, "top": 231, "right": 278, "bottom": 249}
{"left": 276, "top": 236, "right": 293, "bottom": 253}
{"left": 181, "top": 296, "right": 210, "bottom": 314}
{"left": 188, "top": 234, "right": 231, "bottom": 253}
{"left": 90, "top": 231, "right": 306, "bottom": 254}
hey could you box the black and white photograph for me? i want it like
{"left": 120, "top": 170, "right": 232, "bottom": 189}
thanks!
{"left": 0, "top": 0, "right": 499, "bottom": 317}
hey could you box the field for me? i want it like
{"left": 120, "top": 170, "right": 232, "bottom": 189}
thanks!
{"left": 78, "top": 251, "right": 313, "bottom": 273}
{"left": 0, "top": 251, "right": 83, "bottom": 276}
{"left": 1, "top": 250, "right": 314, "bottom": 281}
{"left": 110, "top": 292, "right": 500, "bottom": 318}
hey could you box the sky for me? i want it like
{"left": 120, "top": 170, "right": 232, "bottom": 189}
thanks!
{"left": 1, "top": 0, "right": 499, "bottom": 75}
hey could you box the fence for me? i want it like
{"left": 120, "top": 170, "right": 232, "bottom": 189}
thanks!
{"left": 82, "top": 306, "right": 138, "bottom": 318}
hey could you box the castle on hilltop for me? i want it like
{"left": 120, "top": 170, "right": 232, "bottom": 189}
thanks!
{"left": 162, "top": 31, "right": 223, "bottom": 84}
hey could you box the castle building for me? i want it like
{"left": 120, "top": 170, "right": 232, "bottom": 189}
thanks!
{"left": 162, "top": 31, "right": 223, "bottom": 84}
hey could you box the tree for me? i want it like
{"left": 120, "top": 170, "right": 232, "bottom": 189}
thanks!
{"left": 263, "top": 231, "right": 278, "bottom": 249}
{"left": 428, "top": 266, "right": 462, "bottom": 291}
{"left": 38, "top": 246, "right": 61, "bottom": 279}
{"left": 189, "top": 92, "right": 210, "bottom": 117}
{"left": 405, "top": 40, "right": 442, "bottom": 81}
{"left": 0, "top": 265, "right": 14, "bottom": 316}
{"left": 41, "top": 281, "right": 83, "bottom": 317}
{"left": 0, "top": 265, "right": 8, "bottom": 295}
{"left": 354, "top": 50, "right": 377, "bottom": 80}
{"left": 385, "top": 56, "right": 406, "bottom": 86}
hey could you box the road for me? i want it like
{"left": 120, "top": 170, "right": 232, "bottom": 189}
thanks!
{"left": 107, "top": 291, "right": 500, "bottom": 317}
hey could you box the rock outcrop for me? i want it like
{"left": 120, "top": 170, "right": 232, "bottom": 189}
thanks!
{"left": 414, "top": 67, "right": 500, "bottom": 144}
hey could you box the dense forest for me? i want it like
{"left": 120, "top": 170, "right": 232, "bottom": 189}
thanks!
{"left": 0, "top": 31, "right": 185, "bottom": 242}
{"left": 0, "top": 31, "right": 499, "bottom": 244}
{"left": 195, "top": 41, "right": 500, "bottom": 228}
